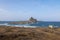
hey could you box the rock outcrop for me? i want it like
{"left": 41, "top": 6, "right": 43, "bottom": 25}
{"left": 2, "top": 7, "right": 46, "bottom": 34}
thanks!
{"left": 28, "top": 17, "right": 37, "bottom": 23}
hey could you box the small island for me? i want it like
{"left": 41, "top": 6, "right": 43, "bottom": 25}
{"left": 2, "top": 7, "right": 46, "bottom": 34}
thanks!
{"left": 8, "top": 17, "right": 38, "bottom": 24}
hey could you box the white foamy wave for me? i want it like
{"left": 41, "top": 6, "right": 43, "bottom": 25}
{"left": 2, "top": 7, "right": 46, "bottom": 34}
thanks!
{"left": 23, "top": 26, "right": 37, "bottom": 28}
{"left": 0, "top": 23, "right": 8, "bottom": 26}
{"left": 0, "top": 23, "right": 37, "bottom": 28}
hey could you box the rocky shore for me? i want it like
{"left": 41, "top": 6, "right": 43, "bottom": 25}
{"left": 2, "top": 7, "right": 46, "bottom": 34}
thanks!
{"left": 0, "top": 26, "right": 60, "bottom": 40}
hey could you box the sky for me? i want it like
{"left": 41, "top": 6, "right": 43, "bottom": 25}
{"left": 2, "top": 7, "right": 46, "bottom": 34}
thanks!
{"left": 0, "top": 0, "right": 60, "bottom": 21}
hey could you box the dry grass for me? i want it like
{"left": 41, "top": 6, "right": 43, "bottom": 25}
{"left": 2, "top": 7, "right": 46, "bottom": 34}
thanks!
{"left": 0, "top": 26, "right": 60, "bottom": 40}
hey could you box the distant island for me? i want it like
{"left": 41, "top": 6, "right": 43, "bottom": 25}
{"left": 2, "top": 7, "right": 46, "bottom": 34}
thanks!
{"left": 8, "top": 17, "right": 38, "bottom": 24}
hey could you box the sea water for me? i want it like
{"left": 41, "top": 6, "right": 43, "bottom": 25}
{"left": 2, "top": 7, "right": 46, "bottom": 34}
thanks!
{"left": 0, "top": 21, "right": 60, "bottom": 27}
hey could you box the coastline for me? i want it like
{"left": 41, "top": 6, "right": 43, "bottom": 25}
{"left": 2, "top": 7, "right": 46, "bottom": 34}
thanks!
{"left": 0, "top": 26, "right": 60, "bottom": 40}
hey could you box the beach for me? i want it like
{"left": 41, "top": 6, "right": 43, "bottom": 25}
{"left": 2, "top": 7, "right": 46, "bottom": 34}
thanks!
{"left": 0, "top": 26, "right": 60, "bottom": 40}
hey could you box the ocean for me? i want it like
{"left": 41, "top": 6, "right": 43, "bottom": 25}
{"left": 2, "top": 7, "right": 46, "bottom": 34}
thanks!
{"left": 0, "top": 21, "right": 60, "bottom": 28}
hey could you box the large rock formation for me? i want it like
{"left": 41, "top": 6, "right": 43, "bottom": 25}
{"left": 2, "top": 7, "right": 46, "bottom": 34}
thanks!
{"left": 28, "top": 17, "right": 37, "bottom": 23}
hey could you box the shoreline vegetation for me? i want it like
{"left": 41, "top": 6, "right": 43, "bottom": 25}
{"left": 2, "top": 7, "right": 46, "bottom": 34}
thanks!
{"left": 0, "top": 26, "right": 60, "bottom": 40}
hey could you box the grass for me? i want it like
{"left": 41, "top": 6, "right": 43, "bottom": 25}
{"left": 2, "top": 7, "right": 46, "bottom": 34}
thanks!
{"left": 0, "top": 26, "right": 60, "bottom": 40}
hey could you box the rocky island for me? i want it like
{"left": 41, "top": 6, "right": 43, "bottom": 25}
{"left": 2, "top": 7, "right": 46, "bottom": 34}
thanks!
{"left": 8, "top": 17, "right": 37, "bottom": 24}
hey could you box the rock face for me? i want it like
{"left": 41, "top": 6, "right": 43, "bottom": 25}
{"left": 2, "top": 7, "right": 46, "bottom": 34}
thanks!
{"left": 28, "top": 17, "right": 37, "bottom": 23}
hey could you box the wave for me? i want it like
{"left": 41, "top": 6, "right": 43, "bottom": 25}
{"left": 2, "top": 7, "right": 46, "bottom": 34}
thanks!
{"left": 0, "top": 23, "right": 37, "bottom": 28}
